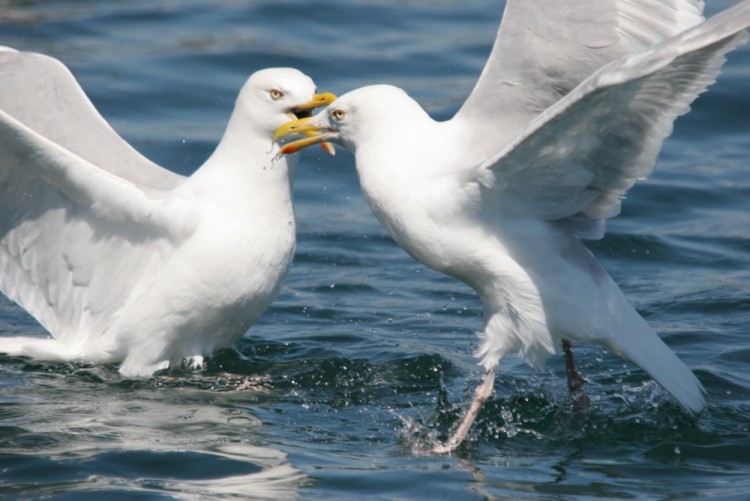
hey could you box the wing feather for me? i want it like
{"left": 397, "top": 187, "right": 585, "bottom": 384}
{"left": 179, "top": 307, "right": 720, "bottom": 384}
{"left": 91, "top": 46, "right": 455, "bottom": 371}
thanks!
{"left": 0, "top": 109, "right": 195, "bottom": 346}
{"left": 455, "top": 0, "right": 704, "bottom": 147}
{"left": 474, "top": 1, "right": 750, "bottom": 238}
{"left": 0, "top": 48, "right": 184, "bottom": 191}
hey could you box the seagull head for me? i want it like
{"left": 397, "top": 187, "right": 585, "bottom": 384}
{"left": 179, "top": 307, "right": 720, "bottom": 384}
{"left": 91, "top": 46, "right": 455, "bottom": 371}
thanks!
{"left": 273, "top": 85, "right": 420, "bottom": 156}
{"left": 237, "top": 68, "right": 336, "bottom": 151}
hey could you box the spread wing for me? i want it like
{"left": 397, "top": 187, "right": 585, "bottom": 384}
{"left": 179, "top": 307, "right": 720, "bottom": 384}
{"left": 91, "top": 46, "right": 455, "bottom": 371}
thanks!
{"left": 0, "top": 47, "right": 184, "bottom": 191}
{"left": 472, "top": 1, "right": 750, "bottom": 239}
{"left": 454, "top": 0, "right": 705, "bottom": 145}
{"left": 0, "top": 109, "right": 196, "bottom": 346}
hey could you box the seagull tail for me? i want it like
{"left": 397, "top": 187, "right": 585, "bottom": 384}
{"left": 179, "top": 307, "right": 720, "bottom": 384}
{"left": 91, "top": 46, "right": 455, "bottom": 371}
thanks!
{"left": 608, "top": 309, "right": 705, "bottom": 414}
{"left": 0, "top": 335, "right": 72, "bottom": 362}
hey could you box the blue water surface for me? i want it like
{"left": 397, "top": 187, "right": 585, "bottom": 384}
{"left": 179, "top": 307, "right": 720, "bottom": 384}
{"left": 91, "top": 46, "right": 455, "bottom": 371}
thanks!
{"left": 1, "top": 1, "right": 749, "bottom": 499}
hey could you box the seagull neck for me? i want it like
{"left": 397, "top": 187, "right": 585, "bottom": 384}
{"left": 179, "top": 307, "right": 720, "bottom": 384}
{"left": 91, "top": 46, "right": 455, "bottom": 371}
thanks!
{"left": 192, "top": 112, "right": 294, "bottom": 202}
{"left": 370, "top": 118, "right": 474, "bottom": 177}
{"left": 448, "top": 111, "right": 517, "bottom": 162}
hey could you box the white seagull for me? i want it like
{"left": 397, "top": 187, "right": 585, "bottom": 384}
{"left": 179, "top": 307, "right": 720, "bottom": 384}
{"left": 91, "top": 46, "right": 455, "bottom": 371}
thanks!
{"left": 276, "top": 0, "right": 750, "bottom": 452}
{"left": 0, "top": 47, "right": 335, "bottom": 377}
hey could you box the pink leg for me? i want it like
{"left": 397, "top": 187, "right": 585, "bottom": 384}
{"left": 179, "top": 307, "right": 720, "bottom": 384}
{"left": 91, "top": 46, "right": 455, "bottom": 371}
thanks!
{"left": 433, "top": 369, "right": 496, "bottom": 453}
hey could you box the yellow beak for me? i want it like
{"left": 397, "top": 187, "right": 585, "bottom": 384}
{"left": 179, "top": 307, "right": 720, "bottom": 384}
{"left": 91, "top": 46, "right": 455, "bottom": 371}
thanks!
{"left": 294, "top": 92, "right": 337, "bottom": 112}
{"left": 283, "top": 93, "right": 337, "bottom": 155}
{"left": 274, "top": 117, "right": 336, "bottom": 156}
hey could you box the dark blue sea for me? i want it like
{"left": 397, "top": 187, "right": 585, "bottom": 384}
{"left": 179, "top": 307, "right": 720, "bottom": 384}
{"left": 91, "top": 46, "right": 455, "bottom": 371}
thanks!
{"left": 1, "top": 1, "right": 749, "bottom": 499}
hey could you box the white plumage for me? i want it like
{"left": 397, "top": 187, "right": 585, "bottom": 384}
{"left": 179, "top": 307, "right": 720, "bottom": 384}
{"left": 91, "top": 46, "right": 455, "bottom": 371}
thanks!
{"left": 276, "top": 0, "right": 750, "bottom": 451}
{"left": 0, "top": 47, "right": 334, "bottom": 376}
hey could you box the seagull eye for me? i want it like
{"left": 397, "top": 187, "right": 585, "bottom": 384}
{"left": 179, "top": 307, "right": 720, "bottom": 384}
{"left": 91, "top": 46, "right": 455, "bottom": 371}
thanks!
{"left": 270, "top": 89, "right": 284, "bottom": 101}
{"left": 331, "top": 109, "right": 347, "bottom": 121}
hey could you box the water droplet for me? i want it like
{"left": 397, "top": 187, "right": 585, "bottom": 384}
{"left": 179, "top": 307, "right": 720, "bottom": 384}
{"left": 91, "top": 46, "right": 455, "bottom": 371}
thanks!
{"left": 674, "top": 446, "right": 681, "bottom": 455}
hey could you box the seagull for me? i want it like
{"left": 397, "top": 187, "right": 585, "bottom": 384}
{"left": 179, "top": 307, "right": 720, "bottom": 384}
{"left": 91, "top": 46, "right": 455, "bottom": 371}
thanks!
{"left": 275, "top": 0, "right": 750, "bottom": 452}
{"left": 0, "top": 46, "right": 335, "bottom": 377}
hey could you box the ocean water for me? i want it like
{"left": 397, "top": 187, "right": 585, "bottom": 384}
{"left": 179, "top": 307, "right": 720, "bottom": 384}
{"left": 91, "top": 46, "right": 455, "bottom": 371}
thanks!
{"left": 1, "top": 0, "right": 749, "bottom": 499}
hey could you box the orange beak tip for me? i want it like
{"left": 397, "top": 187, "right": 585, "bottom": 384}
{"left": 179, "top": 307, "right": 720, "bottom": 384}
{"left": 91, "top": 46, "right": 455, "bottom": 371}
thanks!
{"left": 320, "top": 142, "right": 336, "bottom": 156}
{"left": 280, "top": 144, "right": 298, "bottom": 155}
